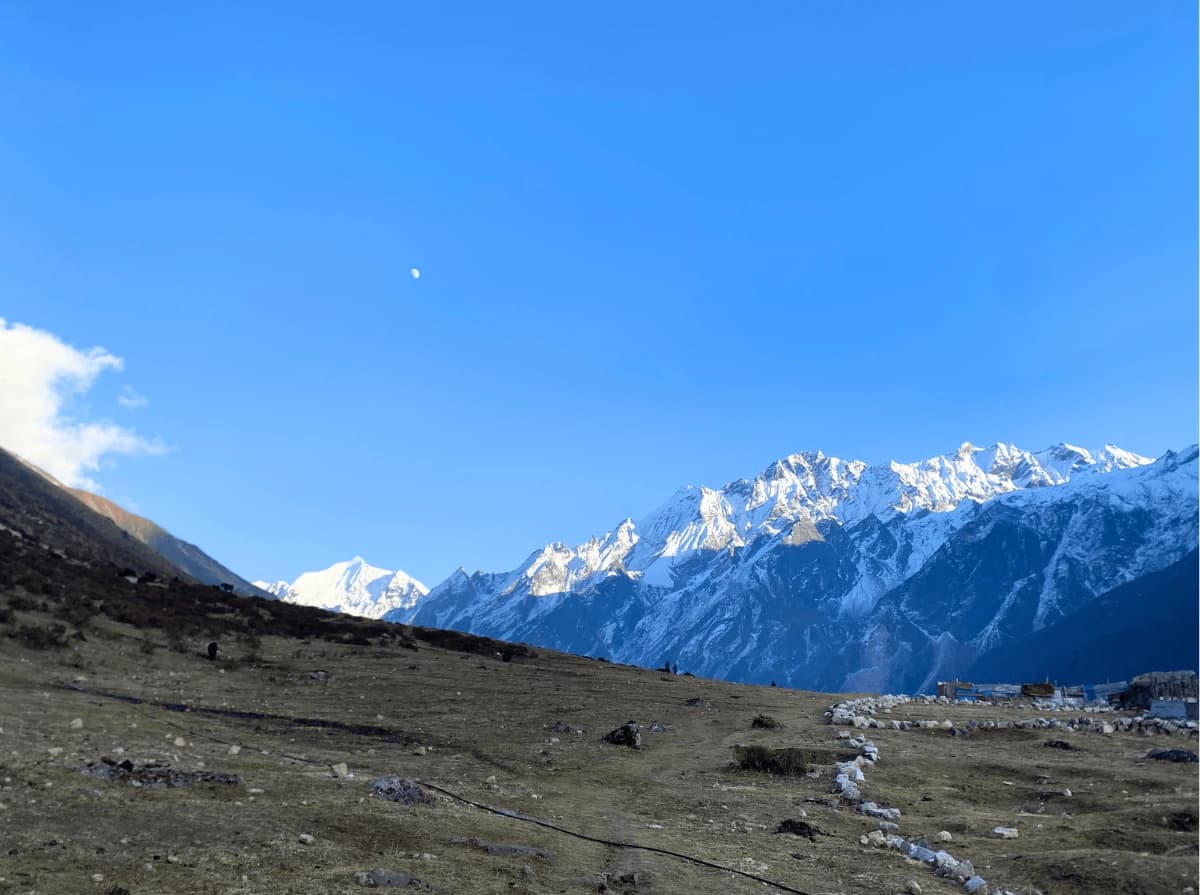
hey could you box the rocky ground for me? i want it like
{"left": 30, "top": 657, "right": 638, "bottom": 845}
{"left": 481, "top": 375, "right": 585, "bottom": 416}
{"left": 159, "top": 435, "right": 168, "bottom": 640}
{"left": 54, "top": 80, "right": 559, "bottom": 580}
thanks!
{"left": 0, "top": 607, "right": 1197, "bottom": 895}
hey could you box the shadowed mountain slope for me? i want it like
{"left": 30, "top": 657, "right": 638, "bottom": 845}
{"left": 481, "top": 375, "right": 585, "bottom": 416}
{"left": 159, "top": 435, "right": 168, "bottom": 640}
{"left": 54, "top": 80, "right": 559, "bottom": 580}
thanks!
{"left": 69, "top": 487, "right": 267, "bottom": 596}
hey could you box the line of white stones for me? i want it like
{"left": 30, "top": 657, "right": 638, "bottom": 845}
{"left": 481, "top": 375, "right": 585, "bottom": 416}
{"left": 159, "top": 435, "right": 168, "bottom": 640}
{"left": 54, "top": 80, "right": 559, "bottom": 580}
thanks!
{"left": 825, "top": 698, "right": 1021, "bottom": 895}
{"left": 828, "top": 694, "right": 1198, "bottom": 737}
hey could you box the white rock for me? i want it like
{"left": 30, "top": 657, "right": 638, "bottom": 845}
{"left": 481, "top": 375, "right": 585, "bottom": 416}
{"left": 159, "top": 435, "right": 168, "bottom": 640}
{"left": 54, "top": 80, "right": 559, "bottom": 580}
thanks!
{"left": 993, "top": 826, "right": 1019, "bottom": 839}
{"left": 330, "top": 762, "right": 349, "bottom": 779}
{"left": 173, "top": 737, "right": 187, "bottom": 747}
{"left": 297, "top": 833, "right": 315, "bottom": 845}
{"left": 936, "top": 830, "right": 953, "bottom": 842}
{"left": 70, "top": 718, "right": 83, "bottom": 729}
{"left": 228, "top": 745, "right": 241, "bottom": 755}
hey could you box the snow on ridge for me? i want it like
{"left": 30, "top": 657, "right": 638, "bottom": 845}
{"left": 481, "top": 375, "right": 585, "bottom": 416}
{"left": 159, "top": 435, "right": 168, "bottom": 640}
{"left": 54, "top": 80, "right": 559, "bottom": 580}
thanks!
{"left": 435, "top": 439, "right": 1162, "bottom": 605}
{"left": 268, "top": 556, "right": 429, "bottom": 620}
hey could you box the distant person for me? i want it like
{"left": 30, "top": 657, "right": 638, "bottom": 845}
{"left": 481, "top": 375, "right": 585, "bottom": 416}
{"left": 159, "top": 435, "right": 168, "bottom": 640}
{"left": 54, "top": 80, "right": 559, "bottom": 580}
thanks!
{"left": 207, "top": 641, "right": 219, "bottom": 661}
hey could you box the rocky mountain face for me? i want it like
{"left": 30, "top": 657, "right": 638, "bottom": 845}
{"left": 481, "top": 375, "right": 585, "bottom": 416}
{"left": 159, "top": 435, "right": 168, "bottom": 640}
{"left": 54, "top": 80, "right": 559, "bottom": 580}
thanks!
{"left": 256, "top": 557, "right": 427, "bottom": 620}
{"left": 380, "top": 441, "right": 1197, "bottom": 692}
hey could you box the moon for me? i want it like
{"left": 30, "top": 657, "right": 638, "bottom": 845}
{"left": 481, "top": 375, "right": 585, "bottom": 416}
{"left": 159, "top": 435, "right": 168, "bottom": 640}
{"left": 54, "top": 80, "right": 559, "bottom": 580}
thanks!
{"left": 410, "top": 268, "right": 421, "bottom": 280}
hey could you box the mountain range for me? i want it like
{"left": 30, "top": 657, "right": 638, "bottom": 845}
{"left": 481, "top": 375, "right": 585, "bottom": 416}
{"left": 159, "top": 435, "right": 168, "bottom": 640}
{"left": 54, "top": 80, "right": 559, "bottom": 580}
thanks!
{"left": 262, "top": 440, "right": 1198, "bottom": 692}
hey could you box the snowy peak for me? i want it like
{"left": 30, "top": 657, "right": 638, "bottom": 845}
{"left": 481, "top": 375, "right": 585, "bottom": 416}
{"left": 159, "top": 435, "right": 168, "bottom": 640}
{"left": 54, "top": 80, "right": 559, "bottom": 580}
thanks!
{"left": 398, "top": 441, "right": 1195, "bottom": 692}
{"left": 416, "top": 439, "right": 1160, "bottom": 606}
{"left": 265, "top": 557, "right": 429, "bottom": 619}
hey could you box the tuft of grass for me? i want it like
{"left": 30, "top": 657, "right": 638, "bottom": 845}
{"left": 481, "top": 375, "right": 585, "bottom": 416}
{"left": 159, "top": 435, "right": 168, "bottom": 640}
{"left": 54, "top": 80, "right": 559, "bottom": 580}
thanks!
{"left": 733, "top": 744, "right": 812, "bottom": 776}
{"left": 751, "top": 714, "right": 783, "bottom": 729}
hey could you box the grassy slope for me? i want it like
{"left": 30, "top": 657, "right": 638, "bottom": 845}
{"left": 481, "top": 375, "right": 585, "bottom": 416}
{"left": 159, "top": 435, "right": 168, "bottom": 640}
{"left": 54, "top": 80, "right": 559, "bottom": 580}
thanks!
{"left": 0, "top": 563, "right": 1196, "bottom": 895}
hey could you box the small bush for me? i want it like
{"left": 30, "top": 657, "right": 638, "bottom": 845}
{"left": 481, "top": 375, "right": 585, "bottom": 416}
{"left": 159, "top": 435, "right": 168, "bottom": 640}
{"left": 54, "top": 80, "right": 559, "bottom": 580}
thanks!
{"left": 11, "top": 622, "right": 70, "bottom": 650}
{"left": 8, "top": 594, "right": 37, "bottom": 612}
{"left": 751, "top": 714, "right": 783, "bottom": 730}
{"left": 733, "top": 745, "right": 812, "bottom": 776}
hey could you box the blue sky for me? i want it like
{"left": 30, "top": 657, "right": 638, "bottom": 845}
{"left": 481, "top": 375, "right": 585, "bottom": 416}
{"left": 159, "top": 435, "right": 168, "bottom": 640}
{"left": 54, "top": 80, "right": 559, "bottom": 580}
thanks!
{"left": 1, "top": 3, "right": 1196, "bottom": 585}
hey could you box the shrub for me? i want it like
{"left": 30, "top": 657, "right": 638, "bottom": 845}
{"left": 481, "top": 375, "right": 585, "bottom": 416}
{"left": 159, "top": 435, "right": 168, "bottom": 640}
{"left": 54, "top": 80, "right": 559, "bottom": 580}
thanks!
{"left": 733, "top": 744, "right": 812, "bottom": 776}
{"left": 11, "top": 622, "right": 70, "bottom": 650}
{"left": 751, "top": 714, "right": 783, "bottom": 730}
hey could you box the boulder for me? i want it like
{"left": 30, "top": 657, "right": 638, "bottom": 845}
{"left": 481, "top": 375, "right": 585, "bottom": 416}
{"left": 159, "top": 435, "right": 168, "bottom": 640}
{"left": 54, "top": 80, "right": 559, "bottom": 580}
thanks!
{"left": 601, "top": 722, "right": 642, "bottom": 750}
{"left": 370, "top": 777, "right": 428, "bottom": 805}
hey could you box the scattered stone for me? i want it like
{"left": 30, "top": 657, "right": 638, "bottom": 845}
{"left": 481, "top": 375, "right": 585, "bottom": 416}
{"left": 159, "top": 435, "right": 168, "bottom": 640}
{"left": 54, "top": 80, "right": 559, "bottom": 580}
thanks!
{"left": 412, "top": 746, "right": 427, "bottom": 756}
{"left": 550, "top": 721, "right": 585, "bottom": 735}
{"left": 964, "top": 876, "right": 988, "bottom": 894}
{"left": 936, "top": 830, "right": 953, "bottom": 842}
{"left": 684, "top": 697, "right": 708, "bottom": 708}
{"left": 858, "top": 802, "right": 901, "bottom": 822}
{"left": 1145, "top": 748, "right": 1198, "bottom": 763}
{"left": 602, "top": 722, "right": 642, "bottom": 750}
{"left": 451, "top": 836, "right": 552, "bottom": 860}
{"left": 330, "top": 762, "right": 350, "bottom": 779}
{"left": 905, "top": 881, "right": 923, "bottom": 895}
{"left": 354, "top": 868, "right": 446, "bottom": 892}
{"left": 484, "top": 775, "right": 497, "bottom": 785}
{"left": 370, "top": 777, "right": 427, "bottom": 805}
{"left": 298, "top": 833, "right": 315, "bottom": 845}
{"left": 228, "top": 745, "right": 241, "bottom": 756}
{"left": 47, "top": 747, "right": 63, "bottom": 757}
{"left": 774, "top": 819, "right": 822, "bottom": 839}
{"left": 646, "top": 721, "right": 669, "bottom": 733}
{"left": 879, "top": 821, "right": 900, "bottom": 834}
{"left": 308, "top": 670, "right": 330, "bottom": 681}
{"left": 992, "top": 826, "right": 1019, "bottom": 839}
{"left": 1062, "top": 788, "right": 1072, "bottom": 798}
{"left": 70, "top": 719, "right": 83, "bottom": 730}
{"left": 79, "top": 760, "right": 241, "bottom": 789}
{"left": 173, "top": 737, "right": 187, "bottom": 748}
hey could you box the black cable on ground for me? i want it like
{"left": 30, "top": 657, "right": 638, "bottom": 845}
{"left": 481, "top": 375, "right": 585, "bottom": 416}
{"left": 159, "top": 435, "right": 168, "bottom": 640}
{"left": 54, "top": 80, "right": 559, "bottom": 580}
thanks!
{"left": 59, "top": 682, "right": 813, "bottom": 895}
{"left": 413, "top": 779, "right": 813, "bottom": 895}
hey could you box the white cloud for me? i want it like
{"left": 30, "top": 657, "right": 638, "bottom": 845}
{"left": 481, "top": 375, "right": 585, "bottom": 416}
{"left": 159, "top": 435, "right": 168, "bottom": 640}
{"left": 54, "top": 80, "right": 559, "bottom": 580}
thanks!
{"left": 0, "top": 319, "right": 164, "bottom": 489}
{"left": 118, "top": 385, "right": 148, "bottom": 409}
{"left": 410, "top": 267, "right": 421, "bottom": 280}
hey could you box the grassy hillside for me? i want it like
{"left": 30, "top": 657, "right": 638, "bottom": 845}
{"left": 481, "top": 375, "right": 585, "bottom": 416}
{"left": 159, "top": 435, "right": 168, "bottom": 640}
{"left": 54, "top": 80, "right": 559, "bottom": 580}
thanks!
{"left": 0, "top": 534, "right": 1196, "bottom": 895}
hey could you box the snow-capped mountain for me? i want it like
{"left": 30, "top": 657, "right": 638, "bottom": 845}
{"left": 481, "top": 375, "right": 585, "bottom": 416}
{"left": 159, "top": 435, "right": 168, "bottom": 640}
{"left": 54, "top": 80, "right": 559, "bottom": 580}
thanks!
{"left": 383, "top": 441, "right": 1196, "bottom": 692}
{"left": 255, "top": 557, "right": 428, "bottom": 620}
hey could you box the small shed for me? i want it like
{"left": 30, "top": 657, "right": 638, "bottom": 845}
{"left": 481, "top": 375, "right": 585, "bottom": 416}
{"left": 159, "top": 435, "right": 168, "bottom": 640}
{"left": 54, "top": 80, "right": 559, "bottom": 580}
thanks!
{"left": 1149, "top": 699, "right": 1199, "bottom": 722}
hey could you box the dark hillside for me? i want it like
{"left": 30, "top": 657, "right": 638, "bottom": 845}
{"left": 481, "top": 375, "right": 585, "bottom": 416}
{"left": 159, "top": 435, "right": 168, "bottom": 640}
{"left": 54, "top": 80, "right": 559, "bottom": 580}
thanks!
{"left": 0, "top": 446, "right": 185, "bottom": 578}
{"left": 968, "top": 550, "right": 1199, "bottom": 683}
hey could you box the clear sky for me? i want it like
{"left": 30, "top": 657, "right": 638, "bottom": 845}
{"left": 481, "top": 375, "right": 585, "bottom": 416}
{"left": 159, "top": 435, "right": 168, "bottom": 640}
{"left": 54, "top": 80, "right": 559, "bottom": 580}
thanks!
{"left": 1, "top": 3, "right": 1196, "bottom": 586}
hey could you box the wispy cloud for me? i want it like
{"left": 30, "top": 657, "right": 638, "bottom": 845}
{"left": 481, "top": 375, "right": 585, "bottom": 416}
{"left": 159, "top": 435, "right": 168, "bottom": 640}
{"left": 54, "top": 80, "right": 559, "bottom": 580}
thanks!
{"left": 0, "top": 319, "right": 164, "bottom": 490}
{"left": 118, "top": 385, "right": 149, "bottom": 409}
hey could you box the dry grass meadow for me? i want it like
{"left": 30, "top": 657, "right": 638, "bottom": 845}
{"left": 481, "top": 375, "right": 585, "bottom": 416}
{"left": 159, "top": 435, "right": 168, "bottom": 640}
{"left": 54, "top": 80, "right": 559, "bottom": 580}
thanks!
{"left": 0, "top": 604, "right": 1196, "bottom": 895}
